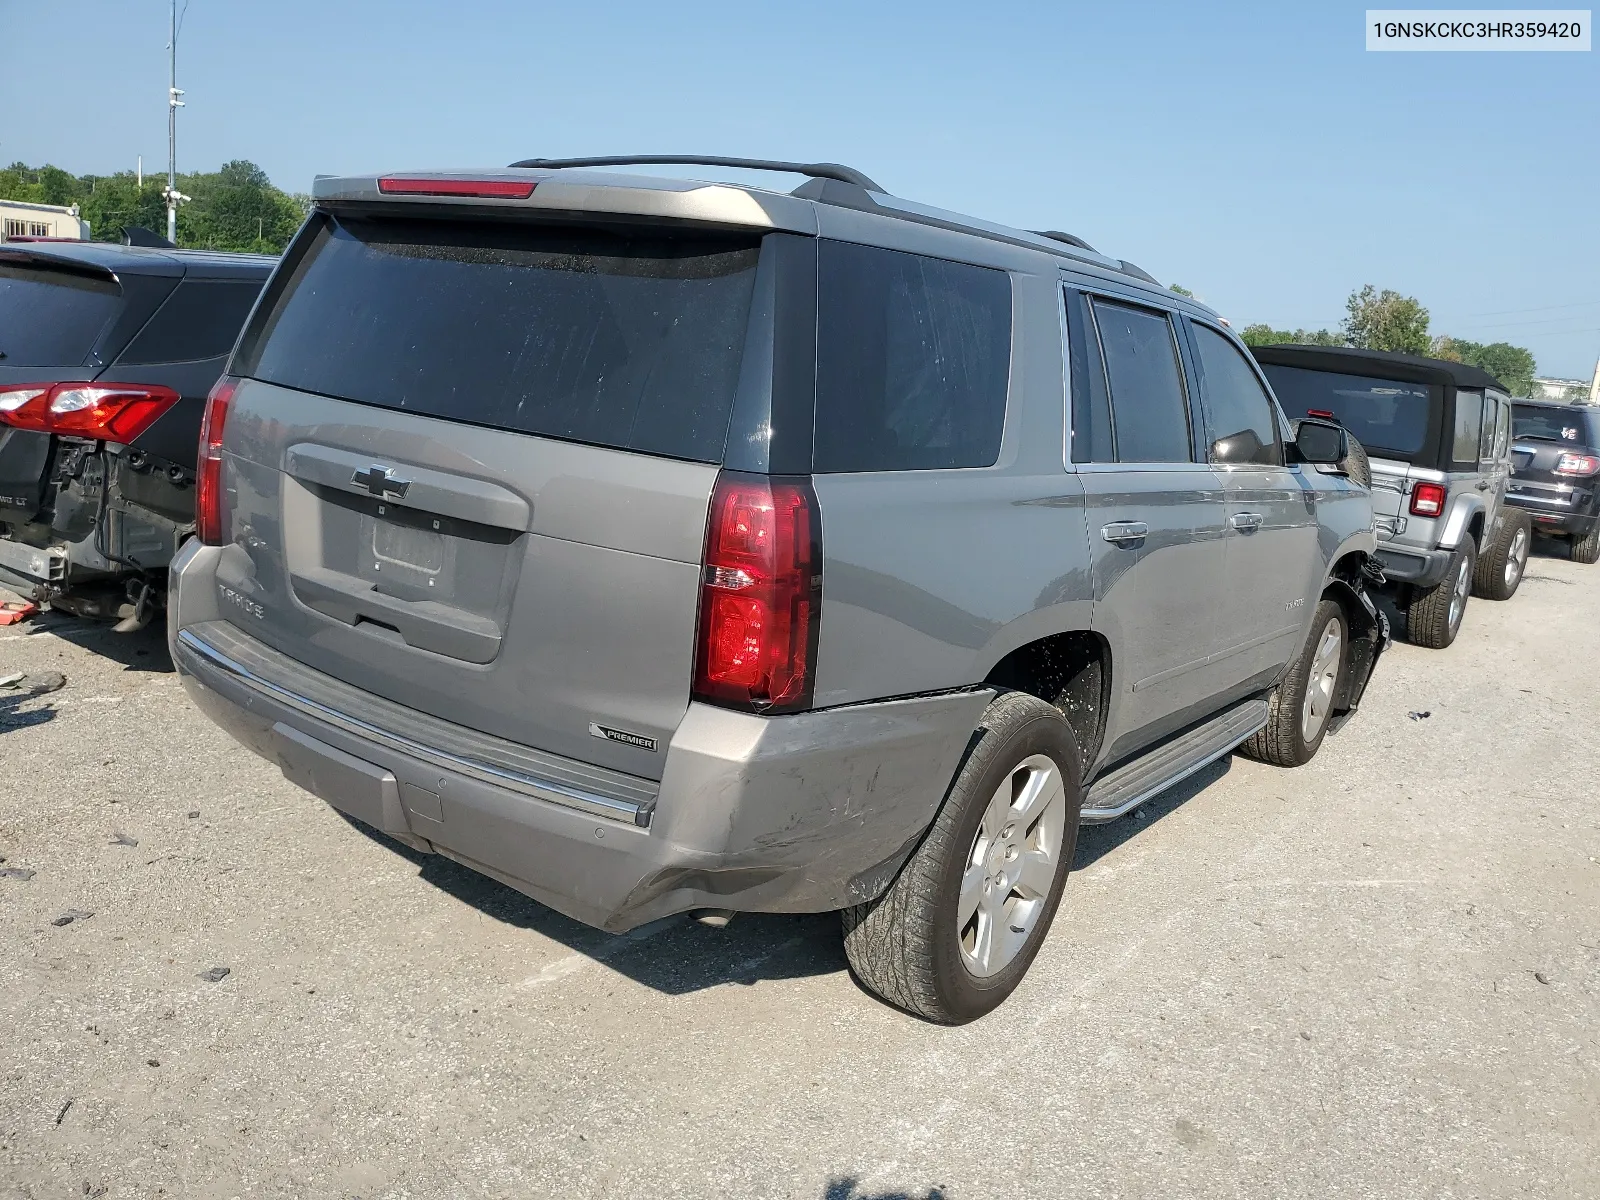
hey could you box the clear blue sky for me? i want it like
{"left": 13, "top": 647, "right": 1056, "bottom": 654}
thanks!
{"left": 6, "top": 0, "right": 1597, "bottom": 376}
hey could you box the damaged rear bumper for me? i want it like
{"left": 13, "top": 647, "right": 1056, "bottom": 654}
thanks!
{"left": 169, "top": 546, "right": 989, "bottom": 932}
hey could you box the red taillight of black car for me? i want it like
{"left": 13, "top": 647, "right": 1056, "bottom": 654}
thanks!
{"left": 692, "top": 472, "right": 821, "bottom": 714}
{"left": 1554, "top": 452, "right": 1600, "bottom": 477}
{"left": 195, "top": 376, "right": 237, "bottom": 546}
{"left": 0, "top": 382, "right": 180, "bottom": 441}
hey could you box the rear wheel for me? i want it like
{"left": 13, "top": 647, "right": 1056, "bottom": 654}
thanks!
{"left": 1572, "top": 527, "right": 1600, "bottom": 565}
{"left": 1405, "top": 540, "right": 1476, "bottom": 649}
{"left": 841, "top": 692, "right": 1082, "bottom": 1024}
{"left": 1473, "top": 512, "right": 1531, "bottom": 600}
{"left": 1239, "top": 598, "right": 1347, "bottom": 768}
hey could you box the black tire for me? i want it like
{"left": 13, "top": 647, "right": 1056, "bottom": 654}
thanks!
{"left": 1472, "top": 511, "right": 1531, "bottom": 600}
{"left": 1238, "top": 598, "right": 1348, "bottom": 768}
{"left": 1572, "top": 527, "right": 1600, "bottom": 565}
{"left": 1405, "top": 539, "right": 1476, "bottom": 649}
{"left": 841, "top": 692, "right": 1083, "bottom": 1025}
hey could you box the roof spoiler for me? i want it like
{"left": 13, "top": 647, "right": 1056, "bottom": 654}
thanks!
{"left": 505, "top": 155, "right": 884, "bottom": 192}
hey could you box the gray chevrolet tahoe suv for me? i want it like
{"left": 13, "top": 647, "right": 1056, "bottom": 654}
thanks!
{"left": 1253, "top": 345, "right": 1528, "bottom": 649}
{"left": 169, "top": 157, "right": 1387, "bottom": 1023}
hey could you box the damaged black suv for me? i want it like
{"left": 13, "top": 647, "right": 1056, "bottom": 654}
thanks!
{"left": 0, "top": 240, "right": 272, "bottom": 625}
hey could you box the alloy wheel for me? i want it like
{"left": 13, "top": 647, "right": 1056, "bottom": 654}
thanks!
{"left": 957, "top": 754, "right": 1067, "bottom": 979}
{"left": 1448, "top": 555, "right": 1471, "bottom": 631}
{"left": 1300, "top": 617, "right": 1344, "bottom": 744}
{"left": 1505, "top": 527, "right": 1528, "bottom": 588}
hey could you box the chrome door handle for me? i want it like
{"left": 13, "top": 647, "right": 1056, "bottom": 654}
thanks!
{"left": 1229, "top": 512, "right": 1264, "bottom": 531}
{"left": 1101, "top": 521, "right": 1149, "bottom": 545}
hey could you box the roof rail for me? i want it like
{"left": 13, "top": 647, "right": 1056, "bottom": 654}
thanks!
{"left": 1032, "top": 230, "right": 1098, "bottom": 253}
{"left": 505, "top": 155, "right": 884, "bottom": 192}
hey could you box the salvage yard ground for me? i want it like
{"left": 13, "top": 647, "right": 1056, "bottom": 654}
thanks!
{"left": 2, "top": 546, "right": 1597, "bottom": 1199}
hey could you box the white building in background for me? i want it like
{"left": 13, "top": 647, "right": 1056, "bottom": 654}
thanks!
{"left": 0, "top": 199, "right": 90, "bottom": 241}
{"left": 1531, "top": 376, "right": 1588, "bottom": 401}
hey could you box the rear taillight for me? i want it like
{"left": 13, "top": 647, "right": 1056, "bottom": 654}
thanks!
{"left": 196, "top": 376, "right": 237, "bottom": 546}
{"left": 692, "top": 472, "right": 821, "bottom": 714}
{"left": 377, "top": 176, "right": 537, "bottom": 199}
{"left": 0, "top": 382, "right": 178, "bottom": 441}
{"left": 1410, "top": 482, "right": 1447, "bottom": 517}
{"left": 1555, "top": 452, "right": 1600, "bottom": 477}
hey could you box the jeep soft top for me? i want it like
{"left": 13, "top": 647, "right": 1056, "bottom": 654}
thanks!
{"left": 1250, "top": 344, "right": 1505, "bottom": 471}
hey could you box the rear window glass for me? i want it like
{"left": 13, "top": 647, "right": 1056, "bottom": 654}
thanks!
{"left": 0, "top": 263, "right": 120, "bottom": 367}
{"left": 239, "top": 215, "right": 761, "bottom": 463}
{"left": 1514, "top": 405, "right": 1596, "bottom": 444}
{"left": 118, "top": 279, "right": 264, "bottom": 365}
{"left": 813, "top": 241, "right": 1011, "bottom": 473}
{"left": 1258, "top": 364, "right": 1432, "bottom": 458}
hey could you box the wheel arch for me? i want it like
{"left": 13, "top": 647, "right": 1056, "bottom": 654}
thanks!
{"left": 981, "top": 627, "right": 1111, "bottom": 776}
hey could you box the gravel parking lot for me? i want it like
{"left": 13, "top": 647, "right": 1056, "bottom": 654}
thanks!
{"left": 2, "top": 545, "right": 1597, "bottom": 1199}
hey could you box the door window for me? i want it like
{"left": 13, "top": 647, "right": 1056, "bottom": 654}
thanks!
{"left": 1494, "top": 396, "right": 1511, "bottom": 457}
{"left": 1479, "top": 395, "right": 1498, "bottom": 461}
{"left": 1191, "top": 323, "right": 1283, "bottom": 466}
{"left": 1089, "top": 298, "right": 1192, "bottom": 463}
{"left": 1452, "top": 390, "right": 1484, "bottom": 465}
{"left": 1065, "top": 289, "right": 1114, "bottom": 463}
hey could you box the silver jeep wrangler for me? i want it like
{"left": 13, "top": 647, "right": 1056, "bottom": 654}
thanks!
{"left": 170, "top": 157, "right": 1388, "bottom": 1022}
{"left": 1254, "top": 346, "right": 1530, "bottom": 649}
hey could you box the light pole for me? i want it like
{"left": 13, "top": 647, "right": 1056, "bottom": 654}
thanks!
{"left": 164, "top": 0, "right": 187, "bottom": 243}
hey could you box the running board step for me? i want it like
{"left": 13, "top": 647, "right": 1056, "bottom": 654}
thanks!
{"left": 1080, "top": 699, "right": 1269, "bottom": 824}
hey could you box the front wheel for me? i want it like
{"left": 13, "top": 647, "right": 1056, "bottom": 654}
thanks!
{"left": 1473, "top": 512, "right": 1531, "bottom": 600}
{"left": 1405, "top": 540, "right": 1476, "bottom": 649}
{"left": 1239, "top": 598, "right": 1347, "bottom": 768}
{"left": 841, "top": 691, "right": 1083, "bottom": 1024}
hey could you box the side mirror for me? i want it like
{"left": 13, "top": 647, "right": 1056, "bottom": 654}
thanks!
{"left": 1211, "top": 428, "right": 1267, "bottom": 464}
{"left": 1291, "top": 418, "right": 1348, "bottom": 467}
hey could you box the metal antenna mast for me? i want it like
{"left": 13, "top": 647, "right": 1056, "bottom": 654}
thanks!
{"left": 164, "top": 0, "right": 188, "bottom": 243}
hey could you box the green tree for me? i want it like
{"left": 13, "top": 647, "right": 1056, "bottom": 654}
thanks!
{"left": 1342, "top": 285, "right": 1430, "bottom": 354}
{"left": 1240, "top": 324, "right": 1343, "bottom": 348}
{"left": 1, "top": 159, "right": 306, "bottom": 253}
{"left": 1433, "top": 336, "right": 1536, "bottom": 396}
{"left": 1168, "top": 283, "right": 1194, "bottom": 297}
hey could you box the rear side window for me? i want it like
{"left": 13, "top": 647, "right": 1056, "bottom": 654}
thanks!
{"left": 239, "top": 214, "right": 761, "bottom": 463}
{"left": 1090, "top": 298, "right": 1192, "bottom": 463}
{"left": 0, "top": 263, "right": 120, "bottom": 367}
{"left": 118, "top": 279, "right": 264, "bottom": 365}
{"left": 1453, "top": 390, "right": 1484, "bottom": 464}
{"left": 813, "top": 241, "right": 1011, "bottom": 473}
{"left": 1191, "top": 323, "right": 1282, "bottom": 466}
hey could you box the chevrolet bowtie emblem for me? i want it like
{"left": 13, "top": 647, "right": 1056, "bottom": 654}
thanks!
{"left": 351, "top": 465, "right": 411, "bottom": 499}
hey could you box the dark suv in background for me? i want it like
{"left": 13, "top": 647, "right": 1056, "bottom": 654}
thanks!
{"left": 0, "top": 241, "right": 272, "bottom": 626}
{"left": 1508, "top": 399, "right": 1600, "bottom": 564}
